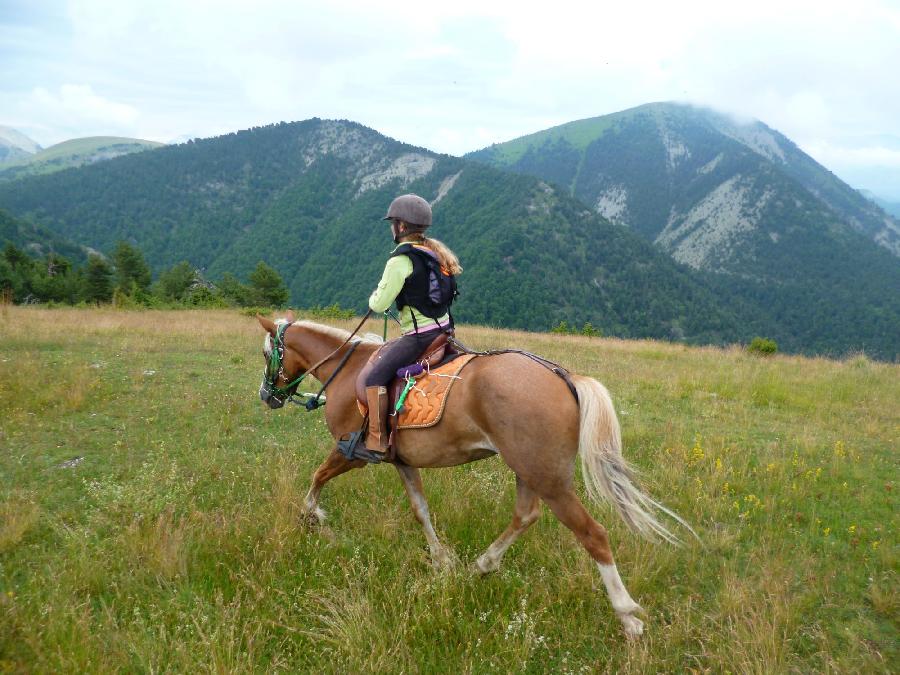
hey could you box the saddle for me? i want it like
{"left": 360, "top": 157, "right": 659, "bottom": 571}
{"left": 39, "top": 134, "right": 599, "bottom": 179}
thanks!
{"left": 355, "top": 331, "right": 459, "bottom": 416}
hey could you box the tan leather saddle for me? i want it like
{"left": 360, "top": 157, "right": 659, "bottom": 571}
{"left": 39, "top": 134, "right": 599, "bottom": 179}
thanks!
{"left": 355, "top": 331, "right": 457, "bottom": 413}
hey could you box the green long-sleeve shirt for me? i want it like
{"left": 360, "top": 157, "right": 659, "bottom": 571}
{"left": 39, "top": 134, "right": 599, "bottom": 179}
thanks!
{"left": 368, "top": 244, "right": 450, "bottom": 334}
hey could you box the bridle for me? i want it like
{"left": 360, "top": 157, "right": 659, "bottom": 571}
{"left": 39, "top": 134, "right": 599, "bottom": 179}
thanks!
{"left": 260, "top": 311, "right": 371, "bottom": 409}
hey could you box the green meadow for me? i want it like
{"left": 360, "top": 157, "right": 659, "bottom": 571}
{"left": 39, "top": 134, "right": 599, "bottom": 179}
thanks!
{"left": 1, "top": 307, "right": 896, "bottom": 673}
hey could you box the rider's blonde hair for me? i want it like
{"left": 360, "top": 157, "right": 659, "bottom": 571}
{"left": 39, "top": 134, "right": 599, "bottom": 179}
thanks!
{"left": 420, "top": 236, "right": 462, "bottom": 275}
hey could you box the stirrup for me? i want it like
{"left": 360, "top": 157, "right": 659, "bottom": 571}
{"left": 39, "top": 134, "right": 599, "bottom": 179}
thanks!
{"left": 336, "top": 430, "right": 385, "bottom": 464}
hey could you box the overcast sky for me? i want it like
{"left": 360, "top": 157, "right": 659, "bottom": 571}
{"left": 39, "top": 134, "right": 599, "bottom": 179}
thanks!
{"left": 3, "top": 0, "right": 900, "bottom": 197}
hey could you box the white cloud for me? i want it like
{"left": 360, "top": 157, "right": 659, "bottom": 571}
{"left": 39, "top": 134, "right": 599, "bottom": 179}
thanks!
{"left": 1, "top": 84, "right": 140, "bottom": 145}
{"left": 1, "top": 0, "right": 898, "bottom": 168}
{"left": 803, "top": 141, "right": 900, "bottom": 168}
{"left": 34, "top": 84, "right": 138, "bottom": 126}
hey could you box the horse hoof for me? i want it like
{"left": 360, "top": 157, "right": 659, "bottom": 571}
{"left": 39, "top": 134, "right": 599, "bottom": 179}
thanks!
{"left": 432, "top": 549, "right": 458, "bottom": 572}
{"left": 472, "top": 556, "right": 499, "bottom": 575}
{"left": 300, "top": 507, "right": 325, "bottom": 526}
{"left": 618, "top": 612, "right": 644, "bottom": 639}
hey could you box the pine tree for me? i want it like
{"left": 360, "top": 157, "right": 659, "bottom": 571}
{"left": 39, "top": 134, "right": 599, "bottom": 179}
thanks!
{"left": 218, "top": 272, "right": 251, "bottom": 306}
{"left": 112, "top": 241, "right": 152, "bottom": 294}
{"left": 248, "top": 261, "right": 289, "bottom": 307}
{"left": 84, "top": 255, "right": 113, "bottom": 303}
{"left": 155, "top": 261, "right": 196, "bottom": 301}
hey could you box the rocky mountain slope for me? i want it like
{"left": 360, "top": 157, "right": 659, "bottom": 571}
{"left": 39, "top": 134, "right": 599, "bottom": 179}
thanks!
{"left": 0, "top": 119, "right": 752, "bottom": 346}
{"left": 467, "top": 103, "right": 900, "bottom": 358}
{"left": 860, "top": 189, "right": 900, "bottom": 219}
{"left": 468, "top": 102, "right": 900, "bottom": 262}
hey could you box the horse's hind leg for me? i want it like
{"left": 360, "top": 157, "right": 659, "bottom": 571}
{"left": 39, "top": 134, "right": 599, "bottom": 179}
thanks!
{"left": 301, "top": 447, "right": 365, "bottom": 524}
{"left": 543, "top": 489, "right": 644, "bottom": 639}
{"left": 395, "top": 464, "right": 456, "bottom": 571}
{"left": 474, "top": 476, "right": 541, "bottom": 574}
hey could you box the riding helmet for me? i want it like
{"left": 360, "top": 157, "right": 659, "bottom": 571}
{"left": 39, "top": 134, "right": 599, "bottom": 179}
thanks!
{"left": 383, "top": 194, "right": 432, "bottom": 229}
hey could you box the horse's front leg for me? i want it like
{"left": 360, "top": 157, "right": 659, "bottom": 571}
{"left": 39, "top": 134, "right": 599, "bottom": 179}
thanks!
{"left": 301, "top": 447, "right": 365, "bottom": 525}
{"left": 395, "top": 464, "right": 456, "bottom": 571}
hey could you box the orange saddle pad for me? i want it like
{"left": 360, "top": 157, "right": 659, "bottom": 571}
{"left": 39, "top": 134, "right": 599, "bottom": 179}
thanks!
{"left": 397, "top": 354, "right": 476, "bottom": 429}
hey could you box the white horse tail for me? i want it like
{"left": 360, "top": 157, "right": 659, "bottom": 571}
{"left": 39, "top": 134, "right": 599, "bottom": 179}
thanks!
{"left": 571, "top": 374, "right": 696, "bottom": 545}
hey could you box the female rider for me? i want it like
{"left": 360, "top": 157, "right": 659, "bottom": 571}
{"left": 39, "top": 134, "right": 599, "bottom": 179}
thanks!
{"left": 354, "top": 193, "right": 462, "bottom": 458}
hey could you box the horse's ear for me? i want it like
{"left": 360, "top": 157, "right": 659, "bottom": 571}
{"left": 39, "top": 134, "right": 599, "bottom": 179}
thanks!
{"left": 285, "top": 309, "right": 296, "bottom": 323}
{"left": 256, "top": 314, "right": 276, "bottom": 335}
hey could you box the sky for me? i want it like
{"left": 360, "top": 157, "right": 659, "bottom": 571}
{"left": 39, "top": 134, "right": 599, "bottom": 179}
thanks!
{"left": 3, "top": 0, "right": 900, "bottom": 198}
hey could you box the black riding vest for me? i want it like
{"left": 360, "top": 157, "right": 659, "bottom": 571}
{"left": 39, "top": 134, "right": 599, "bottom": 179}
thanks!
{"left": 390, "top": 244, "right": 453, "bottom": 322}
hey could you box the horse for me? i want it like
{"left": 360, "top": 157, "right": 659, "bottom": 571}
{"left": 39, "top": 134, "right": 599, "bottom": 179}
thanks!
{"left": 255, "top": 315, "right": 693, "bottom": 639}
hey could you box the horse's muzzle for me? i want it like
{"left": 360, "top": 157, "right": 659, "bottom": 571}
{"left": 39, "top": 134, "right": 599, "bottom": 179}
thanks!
{"left": 259, "top": 383, "right": 285, "bottom": 409}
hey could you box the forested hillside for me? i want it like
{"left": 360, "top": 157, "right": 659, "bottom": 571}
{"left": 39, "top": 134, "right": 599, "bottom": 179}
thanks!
{"left": 0, "top": 120, "right": 750, "bottom": 346}
{"left": 0, "top": 208, "right": 84, "bottom": 263}
{"left": 0, "top": 117, "right": 897, "bottom": 358}
{"left": 467, "top": 102, "right": 900, "bottom": 258}
{"left": 468, "top": 103, "right": 900, "bottom": 359}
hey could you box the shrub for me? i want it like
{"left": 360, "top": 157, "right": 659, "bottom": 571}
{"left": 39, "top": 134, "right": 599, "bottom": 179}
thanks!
{"left": 240, "top": 306, "right": 275, "bottom": 318}
{"left": 748, "top": 336, "right": 778, "bottom": 356}
{"left": 304, "top": 303, "right": 357, "bottom": 320}
{"left": 581, "top": 322, "right": 602, "bottom": 337}
{"left": 550, "top": 320, "right": 571, "bottom": 334}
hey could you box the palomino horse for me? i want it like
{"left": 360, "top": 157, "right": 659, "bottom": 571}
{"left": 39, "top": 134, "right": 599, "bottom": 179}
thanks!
{"left": 256, "top": 316, "right": 692, "bottom": 639}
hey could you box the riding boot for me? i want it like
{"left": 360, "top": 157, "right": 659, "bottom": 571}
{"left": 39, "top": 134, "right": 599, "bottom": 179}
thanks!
{"left": 364, "top": 386, "right": 390, "bottom": 454}
{"left": 336, "top": 386, "right": 390, "bottom": 464}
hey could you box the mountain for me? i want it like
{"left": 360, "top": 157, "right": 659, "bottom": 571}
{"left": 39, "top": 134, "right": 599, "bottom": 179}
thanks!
{"left": 467, "top": 102, "right": 900, "bottom": 260}
{"left": 860, "top": 189, "right": 900, "bottom": 219}
{"left": 0, "top": 136, "right": 164, "bottom": 181}
{"left": 0, "top": 117, "right": 896, "bottom": 358}
{"left": 0, "top": 119, "right": 752, "bottom": 345}
{"left": 0, "top": 126, "right": 41, "bottom": 165}
{"left": 467, "top": 103, "right": 900, "bottom": 359}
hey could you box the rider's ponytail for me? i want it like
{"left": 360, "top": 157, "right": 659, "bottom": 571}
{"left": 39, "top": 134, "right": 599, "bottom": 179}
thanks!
{"left": 421, "top": 237, "right": 463, "bottom": 275}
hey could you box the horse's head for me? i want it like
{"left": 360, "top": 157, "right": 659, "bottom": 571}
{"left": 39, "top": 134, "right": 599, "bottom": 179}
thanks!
{"left": 256, "top": 313, "right": 303, "bottom": 409}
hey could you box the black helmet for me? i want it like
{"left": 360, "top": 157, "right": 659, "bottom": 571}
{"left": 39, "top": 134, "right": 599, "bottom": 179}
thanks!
{"left": 383, "top": 194, "right": 432, "bottom": 228}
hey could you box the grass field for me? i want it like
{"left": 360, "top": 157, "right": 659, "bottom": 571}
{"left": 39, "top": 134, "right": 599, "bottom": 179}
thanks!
{"left": 1, "top": 307, "right": 896, "bottom": 673}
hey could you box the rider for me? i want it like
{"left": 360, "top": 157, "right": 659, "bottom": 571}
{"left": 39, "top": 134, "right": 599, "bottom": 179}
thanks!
{"left": 359, "top": 193, "right": 462, "bottom": 457}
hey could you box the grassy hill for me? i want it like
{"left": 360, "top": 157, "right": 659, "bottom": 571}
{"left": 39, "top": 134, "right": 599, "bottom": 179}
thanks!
{"left": 0, "top": 136, "right": 163, "bottom": 181}
{"left": 1, "top": 307, "right": 896, "bottom": 672}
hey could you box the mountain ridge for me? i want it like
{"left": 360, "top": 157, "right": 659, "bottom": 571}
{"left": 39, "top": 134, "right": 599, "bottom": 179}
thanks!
{"left": 0, "top": 135, "right": 164, "bottom": 181}
{"left": 467, "top": 102, "right": 900, "bottom": 259}
{"left": 0, "top": 116, "right": 896, "bottom": 358}
{"left": 0, "top": 118, "right": 756, "bottom": 348}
